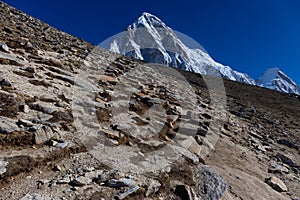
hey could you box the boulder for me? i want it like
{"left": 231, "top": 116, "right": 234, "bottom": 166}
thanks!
{"left": 265, "top": 176, "right": 288, "bottom": 192}
{"left": 34, "top": 125, "right": 54, "bottom": 144}
{"left": 0, "top": 42, "right": 9, "bottom": 53}
{"left": 197, "top": 165, "right": 227, "bottom": 200}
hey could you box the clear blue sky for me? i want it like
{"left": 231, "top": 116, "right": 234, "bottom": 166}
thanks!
{"left": 4, "top": 0, "right": 300, "bottom": 84}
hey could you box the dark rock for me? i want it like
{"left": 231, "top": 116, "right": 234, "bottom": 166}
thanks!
{"left": 174, "top": 184, "right": 194, "bottom": 200}
{"left": 19, "top": 104, "right": 30, "bottom": 113}
{"left": 3, "top": 26, "right": 12, "bottom": 34}
{"left": 17, "top": 119, "right": 34, "bottom": 127}
{"left": 198, "top": 165, "right": 227, "bottom": 200}
{"left": 20, "top": 66, "right": 35, "bottom": 73}
{"left": 276, "top": 153, "right": 296, "bottom": 167}
{"left": 277, "top": 139, "right": 299, "bottom": 150}
{"left": 0, "top": 78, "right": 12, "bottom": 87}
{"left": 29, "top": 103, "right": 53, "bottom": 114}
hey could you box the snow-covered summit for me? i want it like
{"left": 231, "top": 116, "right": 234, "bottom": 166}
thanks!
{"left": 107, "top": 12, "right": 300, "bottom": 94}
{"left": 109, "top": 12, "right": 256, "bottom": 85}
{"left": 128, "top": 12, "right": 168, "bottom": 29}
{"left": 257, "top": 68, "right": 300, "bottom": 95}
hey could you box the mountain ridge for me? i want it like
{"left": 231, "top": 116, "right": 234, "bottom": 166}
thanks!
{"left": 257, "top": 68, "right": 300, "bottom": 95}
{"left": 109, "top": 12, "right": 299, "bottom": 95}
{"left": 109, "top": 12, "right": 257, "bottom": 85}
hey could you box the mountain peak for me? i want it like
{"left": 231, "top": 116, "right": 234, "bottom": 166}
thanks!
{"left": 257, "top": 68, "right": 299, "bottom": 94}
{"left": 141, "top": 12, "right": 156, "bottom": 18}
{"left": 129, "top": 12, "right": 167, "bottom": 29}
{"left": 258, "top": 68, "right": 280, "bottom": 83}
{"left": 113, "top": 12, "right": 256, "bottom": 85}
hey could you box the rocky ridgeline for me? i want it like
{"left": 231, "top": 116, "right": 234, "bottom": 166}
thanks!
{"left": 0, "top": 1, "right": 300, "bottom": 200}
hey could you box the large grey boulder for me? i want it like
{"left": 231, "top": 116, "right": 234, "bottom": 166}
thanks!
{"left": 197, "top": 165, "right": 228, "bottom": 200}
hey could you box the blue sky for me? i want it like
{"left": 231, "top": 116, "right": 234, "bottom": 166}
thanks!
{"left": 4, "top": 0, "right": 300, "bottom": 84}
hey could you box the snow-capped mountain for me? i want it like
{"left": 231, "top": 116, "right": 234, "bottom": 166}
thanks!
{"left": 257, "top": 68, "right": 300, "bottom": 95}
{"left": 109, "top": 12, "right": 256, "bottom": 85}
{"left": 107, "top": 12, "right": 299, "bottom": 95}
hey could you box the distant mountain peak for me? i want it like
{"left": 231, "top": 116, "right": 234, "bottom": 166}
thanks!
{"left": 129, "top": 12, "right": 167, "bottom": 30}
{"left": 111, "top": 12, "right": 256, "bottom": 85}
{"left": 257, "top": 68, "right": 299, "bottom": 95}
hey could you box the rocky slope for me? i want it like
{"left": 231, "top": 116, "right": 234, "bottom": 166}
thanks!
{"left": 0, "top": 2, "right": 300, "bottom": 200}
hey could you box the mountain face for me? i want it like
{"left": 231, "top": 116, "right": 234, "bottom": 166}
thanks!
{"left": 109, "top": 12, "right": 256, "bottom": 85}
{"left": 257, "top": 68, "right": 300, "bottom": 95}
{"left": 109, "top": 13, "right": 300, "bottom": 95}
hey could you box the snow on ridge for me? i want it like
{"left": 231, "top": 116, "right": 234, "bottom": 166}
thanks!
{"left": 108, "top": 12, "right": 299, "bottom": 94}
{"left": 257, "top": 68, "right": 299, "bottom": 95}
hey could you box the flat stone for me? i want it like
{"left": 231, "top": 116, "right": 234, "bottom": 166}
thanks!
{"left": 99, "top": 75, "right": 118, "bottom": 84}
{"left": 70, "top": 176, "right": 92, "bottom": 186}
{"left": 178, "top": 136, "right": 202, "bottom": 157}
{"left": 107, "top": 178, "right": 136, "bottom": 188}
{"left": 30, "top": 104, "right": 53, "bottom": 114}
{"left": 171, "top": 145, "right": 199, "bottom": 164}
{"left": 57, "top": 177, "right": 70, "bottom": 184}
{"left": 0, "top": 116, "right": 19, "bottom": 134}
{"left": 17, "top": 119, "right": 34, "bottom": 127}
{"left": 249, "top": 131, "right": 263, "bottom": 140}
{"left": 115, "top": 185, "right": 139, "bottom": 200}
{"left": 266, "top": 176, "right": 288, "bottom": 192}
